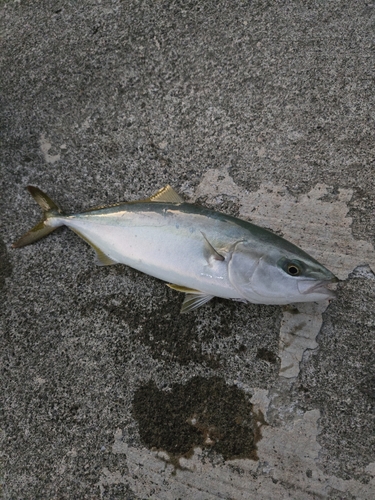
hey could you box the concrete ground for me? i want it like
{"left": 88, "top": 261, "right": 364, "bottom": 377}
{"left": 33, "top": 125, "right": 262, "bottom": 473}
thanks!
{"left": 1, "top": 0, "right": 374, "bottom": 498}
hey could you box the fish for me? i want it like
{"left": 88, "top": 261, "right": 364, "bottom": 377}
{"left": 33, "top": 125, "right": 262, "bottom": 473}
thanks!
{"left": 13, "top": 185, "right": 338, "bottom": 313}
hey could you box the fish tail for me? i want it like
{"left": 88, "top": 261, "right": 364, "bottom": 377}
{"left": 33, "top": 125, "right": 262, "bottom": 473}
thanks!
{"left": 12, "top": 186, "right": 65, "bottom": 248}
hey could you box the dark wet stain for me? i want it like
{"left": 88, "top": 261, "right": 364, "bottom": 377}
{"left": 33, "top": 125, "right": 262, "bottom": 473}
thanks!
{"left": 256, "top": 347, "right": 278, "bottom": 364}
{"left": 132, "top": 376, "right": 264, "bottom": 463}
{"left": 82, "top": 287, "right": 247, "bottom": 368}
{"left": 82, "top": 290, "right": 222, "bottom": 368}
{"left": 0, "top": 236, "right": 12, "bottom": 291}
{"left": 80, "top": 268, "right": 281, "bottom": 373}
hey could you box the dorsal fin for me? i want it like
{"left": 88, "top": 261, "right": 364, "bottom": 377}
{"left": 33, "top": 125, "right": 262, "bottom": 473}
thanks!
{"left": 144, "top": 185, "right": 184, "bottom": 204}
{"left": 77, "top": 186, "right": 184, "bottom": 213}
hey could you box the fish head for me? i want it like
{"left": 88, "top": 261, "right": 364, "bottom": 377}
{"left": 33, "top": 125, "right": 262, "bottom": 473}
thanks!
{"left": 228, "top": 240, "right": 338, "bottom": 305}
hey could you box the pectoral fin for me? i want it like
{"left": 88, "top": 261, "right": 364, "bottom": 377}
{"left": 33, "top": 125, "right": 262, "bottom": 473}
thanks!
{"left": 181, "top": 293, "right": 214, "bottom": 313}
{"left": 167, "top": 284, "right": 214, "bottom": 313}
{"left": 201, "top": 231, "right": 225, "bottom": 262}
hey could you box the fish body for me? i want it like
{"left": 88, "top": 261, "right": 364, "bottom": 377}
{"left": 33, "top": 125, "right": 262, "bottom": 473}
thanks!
{"left": 13, "top": 185, "right": 338, "bottom": 312}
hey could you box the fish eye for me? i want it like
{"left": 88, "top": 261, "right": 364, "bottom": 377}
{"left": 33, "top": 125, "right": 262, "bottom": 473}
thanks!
{"left": 287, "top": 264, "right": 300, "bottom": 276}
{"left": 278, "top": 257, "right": 304, "bottom": 277}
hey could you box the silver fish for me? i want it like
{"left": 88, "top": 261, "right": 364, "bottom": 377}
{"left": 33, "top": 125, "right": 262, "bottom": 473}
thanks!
{"left": 13, "top": 185, "right": 338, "bottom": 312}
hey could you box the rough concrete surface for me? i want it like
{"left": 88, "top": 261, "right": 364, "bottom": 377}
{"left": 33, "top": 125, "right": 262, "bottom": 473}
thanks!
{"left": 1, "top": 0, "right": 374, "bottom": 498}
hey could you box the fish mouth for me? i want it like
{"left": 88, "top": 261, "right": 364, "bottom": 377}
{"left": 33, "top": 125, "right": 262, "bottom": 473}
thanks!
{"left": 297, "top": 279, "right": 338, "bottom": 298}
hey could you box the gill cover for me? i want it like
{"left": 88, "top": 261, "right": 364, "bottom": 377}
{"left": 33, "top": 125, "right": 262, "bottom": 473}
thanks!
{"left": 227, "top": 241, "right": 264, "bottom": 302}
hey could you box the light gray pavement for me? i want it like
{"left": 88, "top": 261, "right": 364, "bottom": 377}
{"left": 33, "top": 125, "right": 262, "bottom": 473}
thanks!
{"left": 1, "top": 1, "right": 375, "bottom": 498}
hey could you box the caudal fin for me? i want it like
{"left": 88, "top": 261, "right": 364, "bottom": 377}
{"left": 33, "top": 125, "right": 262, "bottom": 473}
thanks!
{"left": 12, "top": 186, "right": 64, "bottom": 248}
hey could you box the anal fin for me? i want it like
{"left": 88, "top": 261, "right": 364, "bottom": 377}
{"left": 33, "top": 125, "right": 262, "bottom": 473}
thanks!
{"left": 93, "top": 248, "right": 118, "bottom": 266}
{"left": 70, "top": 228, "right": 118, "bottom": 266}
{"left": 167, "top": 284, "right": 214, "bottom": 313}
